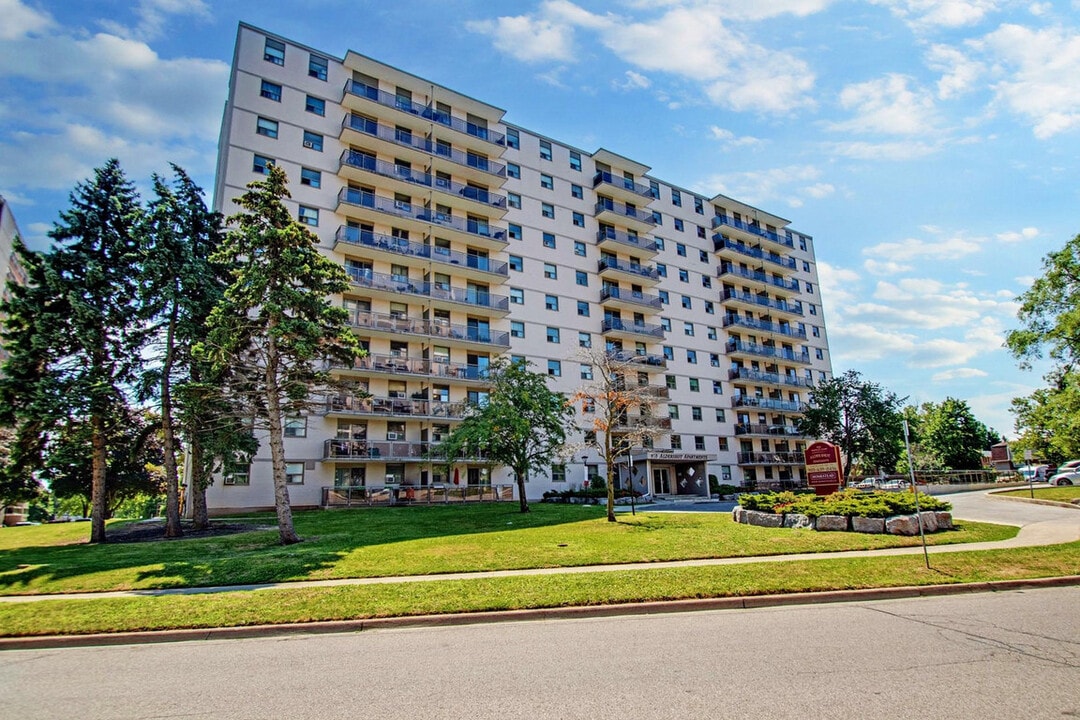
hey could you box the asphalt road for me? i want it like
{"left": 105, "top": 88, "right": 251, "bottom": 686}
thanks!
{"left": 2, "top": 586, "right": 1077, "bottom": 719}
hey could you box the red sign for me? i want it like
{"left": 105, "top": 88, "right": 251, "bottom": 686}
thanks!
{"left": 805, "top": 441, "right": 842, "bottom": 496}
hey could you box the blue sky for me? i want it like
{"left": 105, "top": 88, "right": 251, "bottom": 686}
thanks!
{"left": 2, "top": 0, "right": 1079, "bottom": 436}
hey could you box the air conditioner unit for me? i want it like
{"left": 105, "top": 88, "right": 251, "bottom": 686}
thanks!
{"left": 303, "top": 140, "right": 315, "bottom": 148}
{"left": 387, "top": 432, "right": 402, "bottom": 441}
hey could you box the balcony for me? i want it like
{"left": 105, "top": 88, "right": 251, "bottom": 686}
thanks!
{"left": 345, "top": 268, "right": 510, "bottom": 315}
{"left": 592, "top": 171, "right": 654, "bottom": 203}
{"left": 608, "top": 350, "right": 668, "bottom": 369}
{"left": 342, "top": 309, "right": 509, "bottom": 349}
{"left": 728, "top": 367, "right": 814, "bottom": 389}
{"left": 726, "top": 339, "right": 811, "bottom": 365}
{"left": 342, "top": 80, "right": 506, "bottom": 149}
{"left": 338, "top": 113, "right": 506, "bottom": 184}
{"left": 722, "top": 314, "right": 807, "bottom": 340}
{"left": 597, "top": 257, "right": 659, "bottom": 284}
{"left": 722, "top": 289, "right": 803, "bottom": 317}
{"left": 712, "top": 215, "right": 794, "bottom": 249}
{"left": 334, "top": 226, "right": 507, "bottom": 281}
{"left": 331, "top": 351, "right": 497, "bottom": 383}
{"left": 736, "top": 451, "right": 806, "bottom": 466}
{"left": 324, "top": 394, "right": 471, "bottom": 420}
{"left": 594, "top": 198, "right": 658, "bottom": 233}
{"left": 600, "top": 286, "right": 662, "bottom": 311}
{"left": 714, "top": 236, "right": 796, "bottom": 271}
{"left": 717, "top": 263, "right": 799, "bottom": 292}
{"left": 611, "top": 416, "right": 673, "bottom": 432}
{"left": 595, "top": 227, "right": 659, "bottom": 257}
{"left": 337, "top": 188, "right": 507, "bottom": 250}
{"left": 601, "top": 318, "right": 665, "bottom": 339}
{"left": 323, "top": 438, "right": 491, "bottom": 463}
{"left": 339, "top": 151, "right": 506, "bottom": 214}
{"left": 734, "top": 423, "right": 805, "bottom": 437}
{"left": 732, "top": 395, "right": 806, "bottom": 412}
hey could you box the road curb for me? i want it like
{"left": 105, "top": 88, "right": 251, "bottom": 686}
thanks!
{"left": 989, "top": 492, "right": 1080, "bottom": 510}
{"left": 3, "top": 575, "right": 1078, "bottom": 651}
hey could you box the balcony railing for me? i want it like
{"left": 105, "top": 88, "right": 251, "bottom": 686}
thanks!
{"left": 322, "top": 484, "right": 514, "bottom": 507}
{"left": 343, "top": 80, "right": 506, "bottom": 146}
{"left": 323, "top": 438, "right": 492, "bottom": 462}
{"left": 335, "top": 227, "right": 508, "bottom": 277}
{"left": 338, "top": 189, "right": 507, "bottom": 244}
{"left": 611, "top": 416, "right": 673, "bottom": 431}
{"left": 595, "top": 198, "right": 657, "bottom": 227}
{"left": 344, "top": 309, "right": 509, "bottom": 347}
{"left": 713, "top": 236, "right": 796, "bottom": 270}
{"left": 722, "top": 289, "right": 802, "bottom": 316}
{"left": 722, "top": 314, "right": 807, "bottom": 340}
{"left": 344, "top": 267, "right": 509, "bottom": 312}
{"left": 712, "top": 215, "right": 794, "bottom": 248}
{"left": 339, "top": 151, "right": 506, "bottom": 210}
{"left": 728, "top": 367, "right": 814, "bottom": 389}
{"left": 601, "top": 318, "right": 666, "bottom": 338}
{"left": 608, "top": 350, "right": 668, "bottom": 368}
{"left": 732, "top": 395, "right": 806, "bottom": 412}
{"left": 592, "top": 171, "right": 653, "bottom": 199}
{"left": 332, "top": 349, "right": 497, "bottom": 380}
{"left": 726, "top": 340, "right": 811, "bottom": 364}
{"left": 599, "top": 286, "right": 662, "bottom": 310}
{"left": 734, "top": 423, "right": 805, "bottom": 437}
{"left": 341, "top": 113, "right": 506, "bottom": 177}
{"left": 717, "top": 263, "right": 799, "bottom": 292}
{"left": 597, "top": 257, "right": 659, "bottom": 281}
{"left": 325, "top": 394, "right": 471, "bottom": 419}
{"left": 736, "top": 451, "right": 806, "bottom": 465}
{"left": 596, "top": 227, "right": 659, "bottom": 253}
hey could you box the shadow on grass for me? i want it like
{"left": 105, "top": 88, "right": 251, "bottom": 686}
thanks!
{"left": 0, "top": 504, "right": 599, "bottom": 595}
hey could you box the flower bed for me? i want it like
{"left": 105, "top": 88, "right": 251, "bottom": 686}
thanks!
{"left": 734, "top": 489, "right": 953, "bottom": 535}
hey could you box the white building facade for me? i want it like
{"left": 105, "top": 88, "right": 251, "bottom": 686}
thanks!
{"left": 206, "top": 23, "right": 833, "bottom": 514}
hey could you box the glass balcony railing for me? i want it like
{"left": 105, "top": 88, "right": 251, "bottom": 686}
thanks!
{"left": 722, "top": 314, "right": 807, "bottom": 340}
{"left": 335, "top": 226, "right": 507, "bottom": 276}
{"left": 601, "top": 318, "right": 665, "bottom": 338}
{"left": 592, "top": 171, "right": 653, "bottom": 198}
{"left": 722, "top": 288, "right": 803, "bottom": 316}
{"left": 717, "top": 262, "right": 799, "bottom": 292}
{"left": 341, "top": 308, "right": 509, "bottom": 347}
{"left": 713, "top": 236, "right": 796, "bottom": 270}
{"left": 339, "top": 151, "right": 506, "bottom": 210}
{"left": 734, "top": 423, "right": 805, "bottom": 437}
{"left": 728, "top": 367, "right": 814, "bottom": 389}
{"left": 341, "top": 113, "right": 506, "bottom": 178}
{"left": 726, "top": 340, "right": 811, "bottom": 364}
{"left": 732, "top": 395, "right": 807, "bottom": 412}
{"left": 597, "top": 257, "right": 659, "bottom": 281}
{"left": 594, "top": 198, "right": 657, "bottom": 227}
{"left": 344, "top": 80, "right": 506, "bottom": 146}
{"left": 337, "top": 189, "right": 506, "bottom": 243}
{"left": 736, "top": 451, "right": 806, "bottom": 465}
{"left": 599, "top": 286, "right": 662, "bottom": 310}
{"left": 596, "top": 227, "right": 659, "bottom": 252}
{"left": 344, "top": 267, "right": 509, "bottom": 312}
{"left": 711, "top": 215, "right": 794, "bottom": 248}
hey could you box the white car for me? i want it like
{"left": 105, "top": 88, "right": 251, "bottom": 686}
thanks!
{"left": 1047, "top": 471, "right": 1078, "bottom": 486}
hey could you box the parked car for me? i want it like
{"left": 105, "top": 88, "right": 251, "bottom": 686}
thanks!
{"left": 1057, "top": 460, "right": 1080, "bottom": 472}
{"left": 1018, "top": 464, "right": 1050, "bottom": 481}
{"left": 1047, "top": 471, "right": 1078, "bottom": 486}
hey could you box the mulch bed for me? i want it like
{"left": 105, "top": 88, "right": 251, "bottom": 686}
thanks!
{"left": 105, "top": 520, "right": 272, "bottom": 543}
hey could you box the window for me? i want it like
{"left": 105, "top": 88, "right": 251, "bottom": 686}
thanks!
{"left": 678, "top": 269, "right": 689, "bottom": 283}
{"left": 686, "top": 349, "right": 697, "bottom": 363}
{"left": 547, "top": 360, "right": 561, "bottom": 377}
{"left": 551, "top": 464, "right": 566, "bottom": 482}
{"left": 668, "top": 404, "right": 680, "bottom": 420}
{"left": 689, "top": 378, "right": 700, "bottom": 392}
{"left": 715, "top": 408, "right": 726, "bottom": 422}
{"left": 540, "top": 139, "right": 552, "bottom": 160}
{"left": 655, "top": 237, "right": 665, "bottom": 251}
{"left": 665, "top": 375, "right": 677, "bottom": 390}
{"left": 652, "top": 211, "right": 662, "bottom": 224}
{"left": 816, "top": 348, "right": 824, "bottom": 360}
{"left": 285, "top": 462, "right": 304, "bottom": 484}
{"left": 674, "top": 218, "right": 684, "bottom": 232}
{"left": 305, "top": 95, "right": 325, "bottom": 115}
{"left": 681, "top": 295, "right": 692, "bottom": 309}
{"left": 676, "top": 243, "right": 687, "bottom": 257}
{"left": 509, "top": 287, "right": 524, "bottom": 305}
{"left": 803, "top": 261, "right": 811, "bottom": 272}
{"left": 544, "top": 263, "right": 558, "bottom": 280}
{"left": 809, "top": 304, "right": 818, "bottom": 316}
{"left": 509, "top": 255, "right": 523, "bottom": 272}
{"left": 507, "top": 163, "right": 521, "bottom": 179}
{"left": 713, "top": 381, "right": 723, "bottom": 395}
{"left": 300, "top": 167, "right": 321, "bottom": 188}
{"left": 577, "top": 300, "right": 590, "bottom": 317}
{"left": 670, "top": 435, "right": 683, "bottom": 450}
{"left": 574, "top": 241, "right": 587, "bottom": 257}
{"left": 658, "top": 290, "right": 669, "bottom": 304}
{"left": 543, "top": 232, "right": 556, "bottom": 248}
{"left": 298, "top": 206, "right": 319, "bottom": 226}
{"left": 508, "top": 192, "right": 521, "bottom": 209}
{"left": 800, "top": 237, "right": 808, "bottom": 251}
{"left": 694, "top": 197, "right": 704, "bottom": 214}
{"left": 541, "top": 202, "right": 555, "bottom": 219}
{"left": 308, "top": 54, "right": 328, "bottom": 80}
{"left": 545, "top": 294, "right": 559, "bottom": 310}
{"left": 649, "top": 180, "right": 660, "bottom": 199}
{"left": 571, "top": 184, "right": 583, "bottom": 199}
{"left": 710, "top": 353, "right": 720, "bottom": 367}
{"left": 575, "top": 270, "right": 588, "bottom": 287}
{"left": 663, "top": 346, "right": 674, "bottom": 360}
{"left": 510, "top": 321, "right": 525, "bottom": 338}
{"left": 256, "top": 116, "right": 278, "bottom": 138}
{"left": 578, "top": 332, "right": 592, "bottom": 348}
{"left": 695, "top": 436, "right": 706, "bottom": 451}
{"left": 303, "top": 131, "right": 323, "bottom": 151}
{"left": 260, "top": 80, "right": 282, "bottom": 101}
{"left": 718, "top": 437, "right": 729, "bottom": 451}
{"left": 508, "top": 224, "right": 523, "bottom": 240}
{"left": 284, "top": 417, "right": 307, "bottom": 437}
{"left": 541, "top": 173, "right": 554, "bottom": 190}
{"left": 702, "top": 276, "right": 712, "bottom": 289}
{"left": 573, "top": 212, "right": 585, "bottom": 227}
{"left": 812, "top": 326, "right": 820, "bottom": 338}
{"left": 264, "top": 37, "right": 285, "bottom": 65}
{"left": 506, "top": 128, "right": 520, "bottom": 149}
{"left": 806, "top": 283, "right": 814, "bottom": 294}
{"left": 692, "top": 407, "right": 703, "bottom": 421}
{"left": 547, "top": 327, "right": 561, "bottom": 343}
{"left": 671, "top": 188, "right": 682, "bottom": 206}
{"left": 511, "top": 355, "right": 526, "bottom": 365}
{"left": 580, "top": 364, "right": 593, "bottom": 380}
{"left": 253, "top": 154, "right": 274, "bottom": 174}
{"left": 704, "top": 300, "right": 714, "bottom": 314}
{"left": 684, "top": 321, "right": 694, "bottom": 336}
{"left": 660, "top": 317, "right": 672, "bottom": 331}
{"left": 223, "top": 462, "right": 250, "bottom": 486}
{"left": 569, "top": 150, "right": 582, "bottom": 171}
{"left": 656, "top": 263, "right": 667, "bottom": 277}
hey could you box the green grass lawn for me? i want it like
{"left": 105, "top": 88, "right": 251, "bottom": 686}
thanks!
{"left": 0, "top": 504, "right": 1016, "bottom": 596}
{"left": 999, "top": 487, "right": 1080, "bottom": 504}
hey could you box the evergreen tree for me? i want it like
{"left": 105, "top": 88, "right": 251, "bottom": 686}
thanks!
{"left": 920, "top": 398, "right": 993, "bottom": 470}
{"left": 197, "top": 166, "right": 361, "bottom": 544}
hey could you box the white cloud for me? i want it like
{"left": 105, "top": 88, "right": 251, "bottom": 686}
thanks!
{"left": 996, "top": 226, "right": 1039, "bottom": 243}
{"left": 614, "top": 70, "right": 651, "bottom": 91}
{"left": 863, "top": 258, "right": 914, "bottom": 275}
{"left": 0, "top": 0, "right": 53, "bottom": 40}
{"left": 803, "top": 182, "right": 835, "bottom": 198}
{"left": 868, "top": 0, "right": 1000, "bottom": 30}
{"left": 98, "top": 0, "right": 211, "bottom": 41}
{"left": 926, "top": 44, "right": 985, "bottom": 99}
{"left": 932, "top": 368, "right": 989, "bottom": 382}
{"left": 465, "top": 14, "right": 579, "bottom": 63}
{"left": 823, "top": 140, "right": 940, "bottom": 160}
{"left": 863, "top": 233, "right": 983, "bottom": 262}
{"left": 828, "top": 74, "right": 937, "bottom": 135}
{"left": 700, "top": 164, "right": 825, "bottom": 206}
{"left": 708, "top": 126, "right": 764, "bottom": 149}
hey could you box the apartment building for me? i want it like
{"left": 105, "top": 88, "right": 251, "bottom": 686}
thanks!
{"left": 0, "top": 195, "right": 28, "bottom": 365}
{"left": 205, "top": 23, "right": 833, "bottom": 513}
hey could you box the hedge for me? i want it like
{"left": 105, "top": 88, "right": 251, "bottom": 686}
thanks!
{"left": 738, "top": 489, "right": 951, "bottom": 518}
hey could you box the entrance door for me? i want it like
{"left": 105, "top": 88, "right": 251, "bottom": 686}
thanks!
{"left": 653, "top": 468, "right": 671, "bottom": 495}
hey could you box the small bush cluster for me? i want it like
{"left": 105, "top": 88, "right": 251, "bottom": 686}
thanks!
{"left": 541, "top": 485, "right": 642, "bottom": 503}
{"left": 738, "top": 489, "right": 951, "bottom": 518}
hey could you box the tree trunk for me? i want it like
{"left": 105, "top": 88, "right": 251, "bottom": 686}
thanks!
{"left": 604, "top": 431, "right": 616, "bottom": 522}
{"left": 90, "top": 412, "right": 108, "bottom": 543}
{"left": 265, "top": 333, "right": 300, "bottom": 545}
{"left": 189, "top": 434, "right": 209, "bottom": 530}
{"left": 515, "top": 466, "right": 530, "bottom": 513}
{"left": 161, "top": 302, "right": 183, "bottom": 538}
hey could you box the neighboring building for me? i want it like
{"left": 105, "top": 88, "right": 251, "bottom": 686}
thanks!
{"left": 0, "top": 195, "right": 28, "bottom": 364}
{"left": 206, "top": 23, "right": 833, "bottom": 513}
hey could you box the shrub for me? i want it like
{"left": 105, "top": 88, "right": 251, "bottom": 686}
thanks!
{"left": 738, "top": 489, "right": 950, "bottom": 518}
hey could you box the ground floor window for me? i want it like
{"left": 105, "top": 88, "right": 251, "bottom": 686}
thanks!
{"left": 334, "top": 467, "right": 366, "bottom": 487}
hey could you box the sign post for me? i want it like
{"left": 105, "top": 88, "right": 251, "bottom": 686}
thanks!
{"left": 804, "top": 441, "right": 842, "bottom": 496}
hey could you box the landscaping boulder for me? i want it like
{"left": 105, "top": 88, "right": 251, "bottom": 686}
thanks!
{"left": 886, "top": 514, "right": 920, "bottom": 536}
{"left": 745, "top": 510, "right": 783, "bottom": 528}
{"left": 815, "top": 515, "right": 849, "bottom": 532}
{"left": 935, "top": 511, "right": 953, "bottom": 530}
{"left": 851, "top": 516, "right": 886, "bottom": 534}
{"left": 732, "top": 506, "right": 746, "bottom": 524}
{"left": 919, "top": 511, "right": 938, "bottom": 533}
{"left": 783, "top": 513, "right": 813, "bottom": 529}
